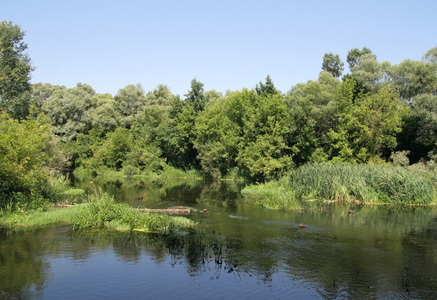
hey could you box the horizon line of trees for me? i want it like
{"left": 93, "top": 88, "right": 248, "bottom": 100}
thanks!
{"left": 2, "top": 21, "right": 437, "bottom": 185}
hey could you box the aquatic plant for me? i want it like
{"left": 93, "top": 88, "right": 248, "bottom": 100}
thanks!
{"left": 290, "top": 163, "right": 436, "bottom": 205}
{"left": 242, "top": 163, "right": 437, "bottom": 209}
{"left": 0, "top": 188, "right": 195, "bottom": 233}
{"left": 241, "top": 176, "right": 300, "bottom": 210}
{"left": 71, "top": 188, "right": 195, "bottom": 232}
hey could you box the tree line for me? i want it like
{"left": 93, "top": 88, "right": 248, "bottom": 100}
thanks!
{"left": 1, "top": 21, "right": 437, "bottom": 192}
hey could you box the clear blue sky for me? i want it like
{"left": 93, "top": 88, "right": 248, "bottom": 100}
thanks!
{"left": 2, "top": 0, "right": 437, "bottom": 97}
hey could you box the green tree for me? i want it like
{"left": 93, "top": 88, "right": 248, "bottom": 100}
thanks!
{"left": 322, "top": 53, "right": 344, "bottom": 78}
{"left": 42, "top": 83, "right": 96, "bottom": 142}
{"left": 351, "top": 54, "right": 391, "bottom": 93}
{"left": 0, "top": 21, "right": 34, "bottom": 119}
{"left": 389, "top": 59, "right": 437, "bottom": 101}
{"left": 194, "top": 99, "right": 240, "bottom": 179}
{"left": 145, "top": 84, "right": 177, "bottom": 106}
{"left": 114, "top": 84, "right": 147, "bottom": 128}
{"left": 30, "top": 83, "right": 65, "bottom": 113}
{"left": 423, "top": 46, "right": 437, "bottom": 65}
{"left": 286, "top": 72, "right": 339, "bottom": 164}
{"left": 87, "top": 93, "right": 121, "bottom": 134}
{"left": 185, "top": 78, "right": 205, "bottom": 112}
{"left": 0, "top": 112, "right": 61, "bottom": 207}
{"left": 346, "top": 47, "right": 374, "bottom": 71}
{"left": 328, "top": 80, "right": 405, "bottom": 162}
{"left": 87, "top": 127, "right": 132, "bottom": 170}
{"left": 255, "top": 75, "right": 279, "bottom": 96}
{"left": 195, "top": 85, "right": 293, "bottom": 181}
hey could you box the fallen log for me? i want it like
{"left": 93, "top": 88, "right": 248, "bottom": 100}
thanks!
{"left": 135, "top": 207, "right": 191, "bottom": 215}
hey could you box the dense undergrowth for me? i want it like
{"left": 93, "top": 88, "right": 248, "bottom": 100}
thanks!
{"left": 242, "top": 162, "right": 437, "bottom": 210}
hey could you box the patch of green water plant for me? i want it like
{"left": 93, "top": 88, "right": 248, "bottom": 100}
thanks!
{"left": 71, "top": 189, "right": 195, "bottom": 232}
{"left": 0, "top": 189, "right": 195, "bottom": 233}
{"left": 241, "top": 179, "right": 300, "bottom": 210}
{"left": 290, "top": 163, "right": 437, "bottom": 205}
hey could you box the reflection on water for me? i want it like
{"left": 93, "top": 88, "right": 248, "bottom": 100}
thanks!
{"left": 1, "top": 177, "right": 437, "bottom": 299}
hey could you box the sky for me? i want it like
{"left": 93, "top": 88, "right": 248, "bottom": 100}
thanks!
{"left": 2, "top": 0, "right": 437, "bottom": 97}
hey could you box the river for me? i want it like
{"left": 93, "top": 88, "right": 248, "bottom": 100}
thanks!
{"left": 1, "top": 176, "right": 436, "bottom": 299}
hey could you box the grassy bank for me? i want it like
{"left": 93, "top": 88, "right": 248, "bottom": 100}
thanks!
{"left": 0, "top": 189, "right": 195, "bottom": 233}
{"left": 242, "top": 163, "right": 437, "bottom": 210}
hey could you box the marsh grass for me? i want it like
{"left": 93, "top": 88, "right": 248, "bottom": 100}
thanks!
{"left": 291, "top": 163, "right": 437, "bottom": 205}
{"left": 242, "top": 177, "right": 300, "bottom": 210}
{"left": 242, "top": 163, "right": 437, "bottom": 209}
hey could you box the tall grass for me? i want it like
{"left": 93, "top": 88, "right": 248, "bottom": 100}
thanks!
{"left": 241, "top": 176, "right": 300, "bottom": 210}
{"left": 242, "top": 163, "right": 437, "bottom": 209}
{"left": 290, "top": 163, "right": 437, "bottom": 205}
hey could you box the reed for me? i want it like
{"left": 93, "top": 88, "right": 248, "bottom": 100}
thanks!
{"left": 242, "top": 163, "right": 437, "bottom": 209}
{"left": 241, "top": 177, "right": 300, "bottom": 210}
{"left": 290, "top": 163, "right": 437, "bottom": 205}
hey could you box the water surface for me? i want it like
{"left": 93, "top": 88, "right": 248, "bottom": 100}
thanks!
{"left": 1, "top": 177, "right": 436, "bottom": 299}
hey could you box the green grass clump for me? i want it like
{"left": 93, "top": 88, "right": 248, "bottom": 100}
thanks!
{"left": 242, "top": 177, "right": 300, "bottom": 210}
{"left": 0, "top": 189, "right": 195, "bottom": 233}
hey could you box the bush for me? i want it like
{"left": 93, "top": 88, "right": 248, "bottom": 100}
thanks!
{"left": 0, "top": 112, "right": 66, "bottom": 209}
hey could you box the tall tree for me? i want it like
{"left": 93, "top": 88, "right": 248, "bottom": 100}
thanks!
{"left": 389, "top": 59, "right": 436, "bottom": 101}
{"left": 351, "top": 54, "right": 391, "bottom": 94}
{"left": 185, "top": 78, "right": 205, "bottom": 113}
{"left": 328, "top": 80, "right": 405, "bottom": 162}
{"left": 255, "top": 75, "right": 278, "bottom": 96}
{"left": 42, "top": 83, "right": 96, "bottom": 142}
{"left": 347, "top": 47, "right": 374, "bottom": 71}
{"left": 322, "top": 53, "right": 344, "bottom": 78}
{"left": 286, "top": 72, "right": 339, "bottom": 164}
{"left": 0, "top": 21, "right": 34, "bottom": 119}
{"left": 145, "top": 84, "right": 177, "bottom": 107}
{"left": 423, "top": 46, "right": 437, "bottom": 65}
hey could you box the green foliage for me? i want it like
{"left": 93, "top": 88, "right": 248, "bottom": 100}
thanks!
{"left": 347, "top": 47, "right": 374, "bottom": 71}
{"left": 0, "top": 21, "right": 34, "bottom": 119}
{"left": 286, "top": 72, "right": 339, "bottom": 164}
{"left": 146, "top": 84, "right": 178, "bottom": 106}
{"left": 114, "top": 83, "right": 147, "bottom": 128}
{"left": 328, "top": 80, "right": 405, "bottom": 162}
{"left": 195, "top": 86, "right": 293, "bottom": 181}
{"left": 185, "top": 78, "right": 205, "bottom": 113}
{"left": 389, "top": 59, "right": 437, "bottom": 101}
{"left": 71, "top": 189, "right": 195, "bottom": 232}
{"left": 122, "top": 165, "right": 137, "bottom": 177}
{"left": 0, "top": 112, "right": 66, "bottom": 209}
{"left": 322, "top": 52, "right": 344, "bottom": 78}
{"left": 391, "top": 150, "right": 410, "bottom": 167}
{"left": 351, "top": 54, "right": 391, "bottom": 93}
{"left": 42, "top": 83, "right": 96, "bottom": 142}
{"left": 255, "top": 75, "right": 279, "bottom": 96}
{"left": 87, "top": 127, "right": 132, "bottom": 170}
{"left": 87, "top": 93, "right": 121, "bottom": 133}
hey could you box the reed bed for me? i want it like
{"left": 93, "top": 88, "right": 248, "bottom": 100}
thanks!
{"left": 242, "top": 163, "right": 437, "bottom": 209}
{"left": 290, "top": 163, "right": 437, "bottom": 205}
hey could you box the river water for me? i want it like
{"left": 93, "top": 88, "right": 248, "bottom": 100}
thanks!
{"left": 1, "top": 177, "right": 437, "bottom": 299}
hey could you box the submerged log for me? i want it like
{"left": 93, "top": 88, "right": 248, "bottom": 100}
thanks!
{"left": 136, "top": 206, "right": 191, "bottom": 215}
